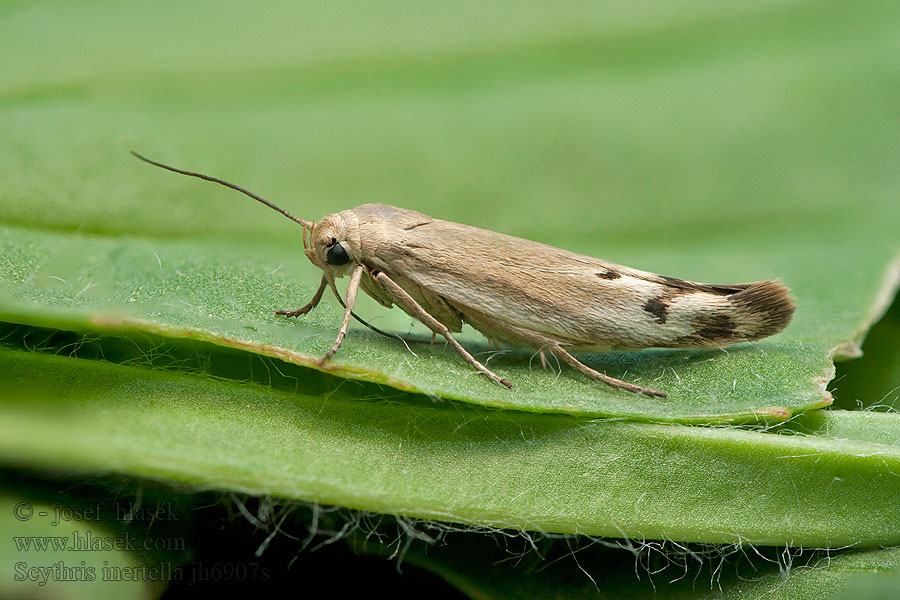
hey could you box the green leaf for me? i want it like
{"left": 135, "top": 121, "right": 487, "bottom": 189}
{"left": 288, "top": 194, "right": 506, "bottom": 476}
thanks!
{"left": 3, "top": 0, "right": 900, "bottom": 423}
{"left": 3, "top": 346, "right": 900, "bottom": 546}
{"left": 0, "top": 223, "right": 853, "bottom": 423}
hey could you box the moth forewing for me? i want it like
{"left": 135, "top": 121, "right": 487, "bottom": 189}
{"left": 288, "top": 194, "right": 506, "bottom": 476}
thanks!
{"left": 355, "top": 205, "right": 795, "bottom": 352}
{"left": 133, "top": 154, "right": 795, "bottom": 399}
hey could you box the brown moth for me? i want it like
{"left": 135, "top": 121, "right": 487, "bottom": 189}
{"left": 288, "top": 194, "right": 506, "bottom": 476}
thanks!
{"left": 133, "top": 152, "right": 795, "bottom": 398}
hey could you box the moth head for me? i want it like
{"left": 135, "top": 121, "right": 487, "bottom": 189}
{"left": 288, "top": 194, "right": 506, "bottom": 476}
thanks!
{"left": 304, "top": 212, "right": 358, "bottom": 275}
{"left": 127, "top": 153, "right": 364, "bottom": 276}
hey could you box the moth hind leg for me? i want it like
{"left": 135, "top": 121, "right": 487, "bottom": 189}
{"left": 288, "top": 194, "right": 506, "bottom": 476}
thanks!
{"left": 370, "top": 269, "right": 513, "bottom": 389}
{"left": 549, "top": 342, "right": 667, "bottom": 398}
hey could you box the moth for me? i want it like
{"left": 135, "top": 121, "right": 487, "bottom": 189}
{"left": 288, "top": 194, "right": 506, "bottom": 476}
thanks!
{"left": 133, "top": 152, "right": 795, "bottom": 398}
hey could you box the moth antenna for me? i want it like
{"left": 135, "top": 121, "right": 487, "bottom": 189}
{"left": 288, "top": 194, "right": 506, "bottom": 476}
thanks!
{"left": 131, "top": 151, "right": 314, "bottom": 230}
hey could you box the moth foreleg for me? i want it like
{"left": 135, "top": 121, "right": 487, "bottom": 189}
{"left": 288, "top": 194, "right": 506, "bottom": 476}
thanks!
{"left": 549, "top": 342, "right": 667, "bottom": 398}
{"left": 276, "top": 275, "right": 327, "bottom": 318}
{"left": 318, "top": 265, "right": 364, "bottom": 364}
{"left": 370, "top": 269, "right": 513, "bottom": 389}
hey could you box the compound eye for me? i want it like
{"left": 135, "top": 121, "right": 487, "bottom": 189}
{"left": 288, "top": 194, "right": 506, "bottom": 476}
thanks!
{"left": 326, "top": 242, "right": 350, "bottom": 266}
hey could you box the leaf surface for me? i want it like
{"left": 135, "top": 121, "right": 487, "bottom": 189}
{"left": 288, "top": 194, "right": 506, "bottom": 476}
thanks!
{"left": 3, "top": 347, "right": 900, "bottom": 546}
{"left": 3, "top": 0, "right": 900, "bottom": 422}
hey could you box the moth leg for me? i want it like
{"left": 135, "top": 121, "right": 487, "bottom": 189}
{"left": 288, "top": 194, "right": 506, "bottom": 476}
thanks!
{"left": 539, "top": 350, "right": 548, "bottom": 370}
{"left": 318, "top": 264, "right": 364, "bottom": 364}
{"left": 276, "top": 275, "right": 327, "bottom": 318}
{"left": 371, "top": 269, "right": 513, "bottom": 389}
{"left": 549, "top": 342, "right": 667, "bottom": 398}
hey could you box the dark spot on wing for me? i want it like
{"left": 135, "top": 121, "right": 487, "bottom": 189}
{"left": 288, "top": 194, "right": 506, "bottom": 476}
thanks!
{"left": 672, "top": 313, "right": 741, "bottom": 347}
{"left": 695, "top": 314, "right": 737, "bottom": 341}
{"left": 403, "top": 220, "right": 432, "bottom": 231}
{"left": 596, "top": 270, "right": 621, "bottom": 280}
{"left": 659, "top": 276, "right": 748, "bottom": 296}
{"left": 643, "top": 297, "right": 669, "bottom": 324}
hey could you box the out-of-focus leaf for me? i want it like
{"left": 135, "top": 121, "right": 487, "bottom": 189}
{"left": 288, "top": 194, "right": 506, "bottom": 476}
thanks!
{"left": 0, "top": 491, "right": 171, "bottom": 600}
{"left": 2, "top": 346, "right": 900, "bottom": 546}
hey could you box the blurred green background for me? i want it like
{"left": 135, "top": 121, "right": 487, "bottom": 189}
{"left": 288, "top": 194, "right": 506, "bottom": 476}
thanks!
{"left": 2, "top": 0, "right": 900, "bottom": 597}
{"left": 3, "top": 0, "right": 898, "bottom": 243}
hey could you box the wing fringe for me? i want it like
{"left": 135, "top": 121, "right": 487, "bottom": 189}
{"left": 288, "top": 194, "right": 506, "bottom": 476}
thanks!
{"left": 728, "top": 278, "right": 796, "bottom": 340}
